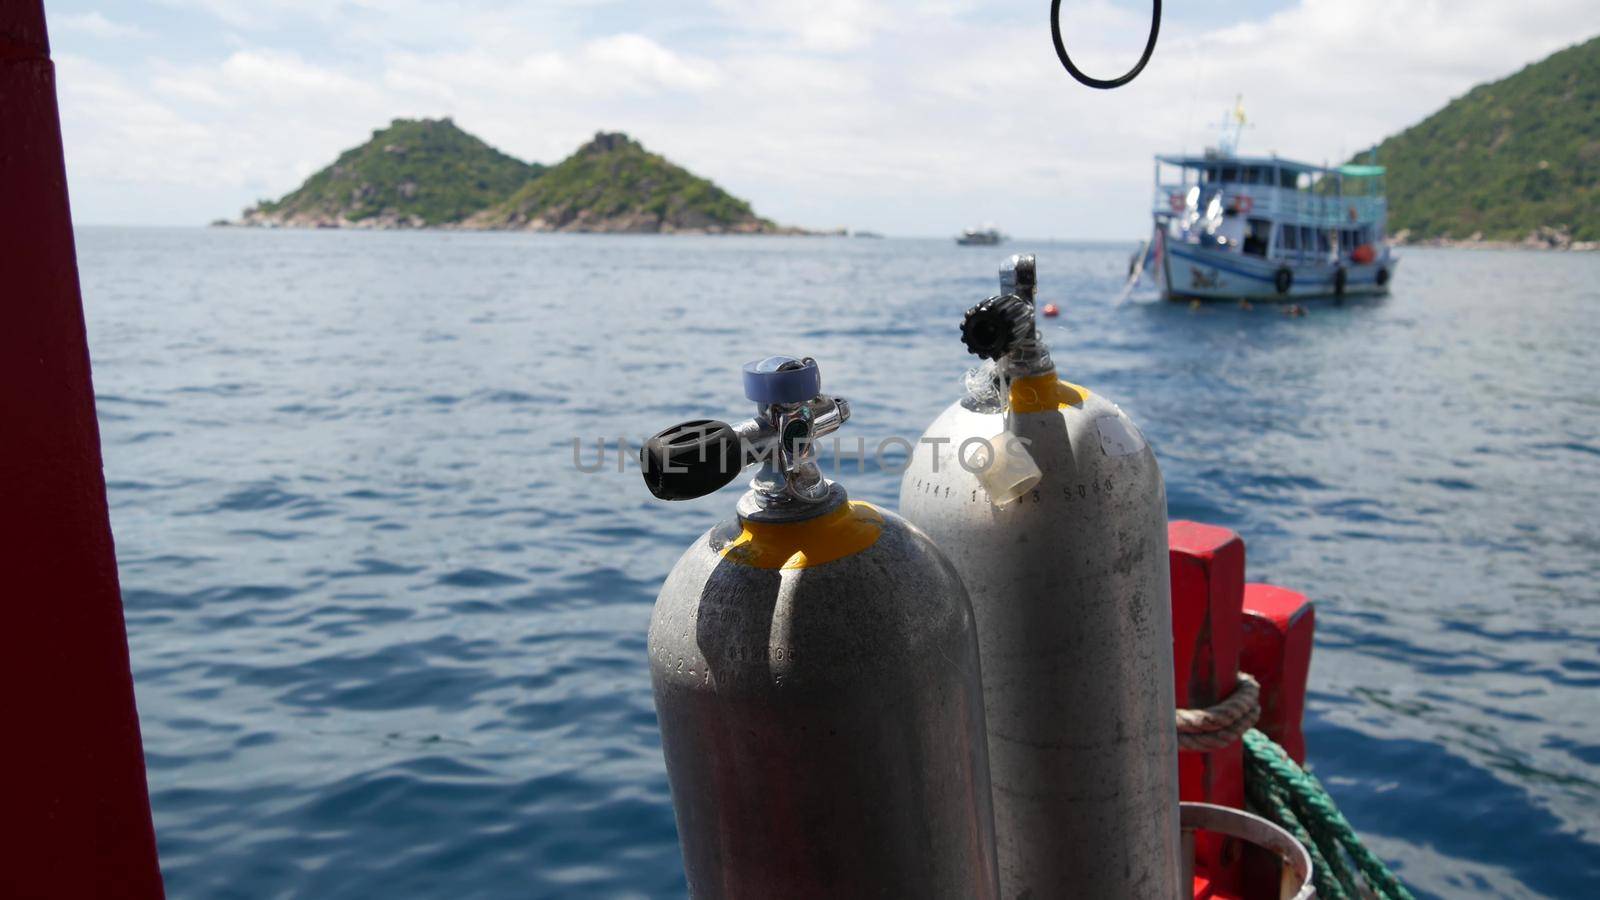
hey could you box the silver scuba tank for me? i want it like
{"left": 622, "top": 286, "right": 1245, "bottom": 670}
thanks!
{"left": 639, "top": 355, "right": 999, "bottom": 899}
{"left": 898, "top": 257, "right": 1182, "bottom": 899}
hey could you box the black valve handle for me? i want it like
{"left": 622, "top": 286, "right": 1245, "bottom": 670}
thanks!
{"left": 640, "top": 419, "right": 746, "bottom": 500}
{"left": 961, "top": 294, "right": 1035, "bottom": 360}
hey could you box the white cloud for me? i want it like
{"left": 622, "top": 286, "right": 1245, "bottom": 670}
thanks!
{"left": 711, "top": 0, "right": 890, "bottom": 52}
{"left": 49, "top": 0, "right": 1600, "bottom": 233}
{"left": 383, "top": 34, "right": 718, "bottom": 105}
{"left": 151, "top": 0, "right": 335, "bottom": 31}
{"left": 213, "top": 50, "right": 388, "bottom": 108}
{"left": 55, "top": 12, "right": 150, "bottom": 40}
{"left": 55, "top": 54, "right": 213, "bottom": 187}
{"left": 584, "top": 34, "right": 721, "bottom": 92}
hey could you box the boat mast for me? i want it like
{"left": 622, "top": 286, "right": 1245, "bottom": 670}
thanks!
{"left": 1218, "top": 95, "right": 1248, "bottom": 156}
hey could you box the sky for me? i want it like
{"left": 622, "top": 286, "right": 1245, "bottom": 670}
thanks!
{"left": 44, "top": 1, "right": 1600, "bottom": 238}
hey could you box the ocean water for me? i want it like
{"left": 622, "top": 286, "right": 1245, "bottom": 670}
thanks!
{"left": 79, "top": 226, "right": 1599, "bottom": 899}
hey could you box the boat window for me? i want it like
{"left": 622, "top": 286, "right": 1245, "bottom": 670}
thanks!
{"left": 1279, "top": 169, "right": 1297, "bottom": 189}
{"left": 1219, "top": 166, "right": 1238, "bottom": 183}
{"left": 1244, "top": 218, "right": 1271, "bottom": 257}
{"left": 1300, "top": 225, "right": 1314, "bottom": 250}
{"left": 1243, "top": 167, "right": 1260, "bottom": 184}
{"left": 1279, "top": 224, "right": 1298, "bottom": 251}
{"left": 1317, "top": 230, "right": 1331, "bottom": 253}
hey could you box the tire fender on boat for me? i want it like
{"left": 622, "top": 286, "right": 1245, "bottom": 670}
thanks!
{"left": 1274, "top": 267, "right": 1293, "bottom": 295}
{"left": 1375, "top": 266, "right": 1390, "bottom": 287}
{"left": 1333, "top": 267, "right": 1348, "bottom": 296}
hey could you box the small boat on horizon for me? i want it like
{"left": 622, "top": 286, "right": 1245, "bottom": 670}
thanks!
{"left": 957, "top": 225, "right": 1005, "bottom": 246}
{"left": 1134, "top": 113, "right": 1397, "bottom": 302}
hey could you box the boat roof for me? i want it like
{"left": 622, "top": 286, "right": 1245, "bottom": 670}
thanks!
{"left": 1156, "top": 154, "right": 1385, "bottom": 178}
{"left": 1338, "top": 163, "right": 1386, "bottom": 177}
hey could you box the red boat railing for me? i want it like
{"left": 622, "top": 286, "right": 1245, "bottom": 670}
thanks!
{"left": 1171, "top": 521, "right": 1316, "bottom": 899}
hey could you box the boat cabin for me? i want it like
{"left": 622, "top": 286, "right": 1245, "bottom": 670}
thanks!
{"left": 1152, "top": 154, "right": 1388, "bottom": 265}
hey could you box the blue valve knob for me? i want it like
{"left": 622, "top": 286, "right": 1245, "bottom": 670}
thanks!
{"left": 742, "top": 356, "right": 821, "bottom": 405}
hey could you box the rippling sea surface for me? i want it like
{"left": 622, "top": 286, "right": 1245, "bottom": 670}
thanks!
{"left": 79, "top": 226, "right": 1598, "bottom": 898}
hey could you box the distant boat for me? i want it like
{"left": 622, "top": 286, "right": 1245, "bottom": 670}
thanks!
{"left": 852, "top": 230, "right": 885, "bottom": 239}
{"left": 957, "top": 226, "right": 1004, "bottom": 246}
{"left": 1139, "top": 103, "right": 1397, "bottom": 302}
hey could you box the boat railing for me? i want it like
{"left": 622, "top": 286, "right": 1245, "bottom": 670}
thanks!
{"left": 1154, "top": 184, "right": 1385, "bottom": 227}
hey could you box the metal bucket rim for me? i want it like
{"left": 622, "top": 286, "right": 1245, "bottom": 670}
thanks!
{"left": 1179, "top": 801, "right": 1315, "bottom": 900}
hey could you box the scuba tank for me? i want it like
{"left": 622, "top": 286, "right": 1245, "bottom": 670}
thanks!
{"left": 639, "top": 355, "right": 999, "bottom": 899}
{"left": 898, "top": 256, "right": 1182, "bottom": 898}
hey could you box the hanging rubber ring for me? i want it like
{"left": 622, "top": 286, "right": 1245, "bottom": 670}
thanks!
{"left": 1050, "top": 0, "right": 1162, "bottom": 90}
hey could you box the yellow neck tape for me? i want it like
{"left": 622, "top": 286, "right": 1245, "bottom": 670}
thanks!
{"left": 716, "top": 501, "right": 885, "bottom": 570}
{"left": 1009, "top": 371, "right": 1089, "bottom": 413}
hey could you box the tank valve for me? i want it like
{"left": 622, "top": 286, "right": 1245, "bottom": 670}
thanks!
{"left": 640, "top": 356, "right": 850, "bottom": 516}
{"left": 961, "top": 293, "right": 1035, "bottom": 360}
{"left": 1000, "top": 253, "right": 1037, "bottom": 306}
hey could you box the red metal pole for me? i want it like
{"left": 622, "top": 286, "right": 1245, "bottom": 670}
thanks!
{"left": 0, "top": 3, "right": 165, "bottom": 897}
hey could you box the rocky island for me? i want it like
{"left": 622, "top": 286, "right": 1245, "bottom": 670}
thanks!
{"left": 235, "top": 119, "right": 799, "bottom": 234}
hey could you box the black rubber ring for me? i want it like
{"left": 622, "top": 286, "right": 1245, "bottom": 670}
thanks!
{"left": 1050, "top": 0, "right": 1161, "bottom": 90}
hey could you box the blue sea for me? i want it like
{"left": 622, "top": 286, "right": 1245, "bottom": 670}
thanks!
{"left": 79, "top": 227, "right": 1599, "bottom": 898}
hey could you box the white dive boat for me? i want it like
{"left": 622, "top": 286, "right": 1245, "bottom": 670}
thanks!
{"left": 958, "top": 226, "right": 1005, "bottom": 246}
{"left": 1140, "top": 149, "right": 1397, "bottom": 302}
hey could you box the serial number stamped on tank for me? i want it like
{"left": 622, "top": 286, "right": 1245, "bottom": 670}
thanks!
{"left": 907, "top": 474, "right": 1117, "bottom": 506}
{"left": 655, "top": 645, "right": 802, "bottom": 688}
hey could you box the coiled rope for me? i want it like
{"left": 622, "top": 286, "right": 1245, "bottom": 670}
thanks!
{"left": 1176, "top": 677, "right": 1415, "bottom": 899}
{"left": 1176, "top": 672, "right": 1260, "bottom": 751}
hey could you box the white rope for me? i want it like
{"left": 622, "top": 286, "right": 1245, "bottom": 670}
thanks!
{"left": 1176, "top": 672, "right": 1261, "bottom": 752}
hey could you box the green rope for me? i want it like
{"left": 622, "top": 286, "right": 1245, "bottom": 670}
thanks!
{"left": 1241, "top": 768, "right": 1344, "bottom": 890}
{"left": 1245, "top": 767, "right": 1353, "bottom": 898}
{"left": 1258, "top": 752, "right": 1363, "bottom": 897}
{"left": 1242, "top": 728, "right": 1416, "bottom": 900}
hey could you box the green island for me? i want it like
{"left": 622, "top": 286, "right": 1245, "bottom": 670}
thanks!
{"left": 237, "top": 120, "right": 793, "bottom": 234}
{"left": 467, "top": 132, "right": 779, "bottom": 234}
{"left": 1372, "top": 34, "right": 1598, "bottom": 247}
{"left": 241, "top": 118, "right": 539, "bottom": 229}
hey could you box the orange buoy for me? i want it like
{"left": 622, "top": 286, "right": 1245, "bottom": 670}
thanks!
{"left": 1041, "top": 303, "right": 1059, "bottom": 317}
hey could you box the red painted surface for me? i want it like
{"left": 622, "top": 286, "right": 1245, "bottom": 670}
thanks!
{"left": 1169, "top": 521, "right": 1247, "bottom": 892}
{"left": 1172, "top": 534, "right": 1319, "bottom": 900}
{"left": 0, "top": 3, "right": 165, "bottom": 897}
{"left": 1191, "top": 873, "right": 1245, "bottom": 900}
{"left": 1242, "top": 584, "right": 1315, "bottom": 764}
{"left": 1168, "top": 522, "right": 1247, "bottom": 805}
